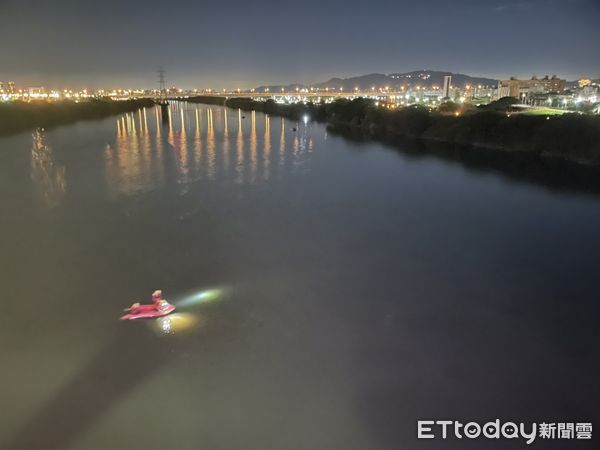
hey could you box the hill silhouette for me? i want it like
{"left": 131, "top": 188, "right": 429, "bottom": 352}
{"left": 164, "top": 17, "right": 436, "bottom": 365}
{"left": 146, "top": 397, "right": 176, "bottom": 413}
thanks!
{"left": 255, "top": 70, "right": 499, "bottom": 92}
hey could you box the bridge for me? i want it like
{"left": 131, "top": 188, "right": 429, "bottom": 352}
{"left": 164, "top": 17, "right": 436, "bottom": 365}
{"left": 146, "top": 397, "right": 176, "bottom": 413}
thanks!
{"left": 155, "top": 90, "right": 422, "bottom": 103}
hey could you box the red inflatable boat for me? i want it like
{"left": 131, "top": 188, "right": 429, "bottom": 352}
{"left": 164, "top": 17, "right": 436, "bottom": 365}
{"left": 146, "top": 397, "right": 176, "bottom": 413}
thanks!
{"left": 121, "top": 289, "right": 176, "bottom": 320}
{"left": 120, "top": 303, "right": 176, "bottom": 320}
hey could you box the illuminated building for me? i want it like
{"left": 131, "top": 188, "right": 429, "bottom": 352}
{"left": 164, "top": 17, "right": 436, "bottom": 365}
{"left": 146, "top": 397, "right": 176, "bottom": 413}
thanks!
{"left": 473, "top": 85, "right": 497, "bottom": 99}
{"left": 29, "top": 87, "right": 46, "bottom": 96}
{"left": 499, "top": 75, "right": 566, "bottom": 99}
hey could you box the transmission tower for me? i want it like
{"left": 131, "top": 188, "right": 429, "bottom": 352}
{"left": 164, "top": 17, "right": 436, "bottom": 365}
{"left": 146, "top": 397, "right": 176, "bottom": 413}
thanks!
{"left": 158, "top": 66, "right": 166, "bottom": 99}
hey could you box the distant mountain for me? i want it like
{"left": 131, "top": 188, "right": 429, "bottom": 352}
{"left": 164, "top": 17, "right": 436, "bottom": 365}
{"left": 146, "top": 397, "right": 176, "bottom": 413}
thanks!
{"left": 255, "top": 70, "right": 499, "bottom": 92}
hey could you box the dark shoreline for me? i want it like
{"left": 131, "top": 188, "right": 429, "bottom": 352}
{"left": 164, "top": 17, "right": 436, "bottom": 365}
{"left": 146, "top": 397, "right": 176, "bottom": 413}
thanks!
{"left": 0, "top": 99, "right": 155, "bottom": 137}
{"left": 327, "top": 125, "right": 600, "bottom": 195}
{"left": 183, "top": 95, "right": 600, "bottom": 168}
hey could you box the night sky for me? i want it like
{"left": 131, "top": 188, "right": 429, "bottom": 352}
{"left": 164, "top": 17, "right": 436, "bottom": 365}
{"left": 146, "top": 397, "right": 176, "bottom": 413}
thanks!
{"left": 2, "top": 0, "right": 599, "bottom": 89}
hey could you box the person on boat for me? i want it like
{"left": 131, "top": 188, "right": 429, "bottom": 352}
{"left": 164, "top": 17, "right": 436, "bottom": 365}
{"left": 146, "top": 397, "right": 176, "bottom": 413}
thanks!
{"left": 128, "top": 290, "right": 169, "bottom": 314}
{"left": 151, "top": 290, "right": 171, "bottom": 311}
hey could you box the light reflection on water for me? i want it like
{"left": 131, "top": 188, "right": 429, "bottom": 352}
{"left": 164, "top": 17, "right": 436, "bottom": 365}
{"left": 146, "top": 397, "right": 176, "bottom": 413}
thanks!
{"left": 30, "top": 129, "right": 67, "bottom": 208}
{"left": 152, "top": 312, "right": 202, "bottom": 336}
{"left": 95, "top": 103, "right": 313, "bottom": 197}
{"left": 207, "top": 107, "right": 216, "bottom": 180}
{"left": 223, "top": 108, "right": 230, "bottom": 173}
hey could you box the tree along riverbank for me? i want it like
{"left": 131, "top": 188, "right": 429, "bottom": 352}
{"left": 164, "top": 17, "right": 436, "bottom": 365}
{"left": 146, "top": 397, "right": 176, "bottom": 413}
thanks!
{"left": 0, "top": 99, "right": 156, "bottom": 136}
{"left": 184, "top": 96, "right": 600, "bottom": 167}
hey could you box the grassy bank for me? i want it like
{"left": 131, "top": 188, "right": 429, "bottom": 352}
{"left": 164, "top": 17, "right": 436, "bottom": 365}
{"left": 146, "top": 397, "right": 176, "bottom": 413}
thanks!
{"left": 184, "top": 96, "right": 600, "bottom": 167}
{"left": 0, "top": 98, "right": 155, "bottom": 136}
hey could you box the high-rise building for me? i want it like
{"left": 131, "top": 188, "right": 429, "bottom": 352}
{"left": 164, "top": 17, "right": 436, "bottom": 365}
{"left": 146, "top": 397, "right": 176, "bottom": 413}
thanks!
{"left": 8, "top": 81, "right": 15, "bottom": 94}
{"left": 0, "top": 81, "right": 4, "bottom": 93}
{"left": 442, "top": 75, "right": 452, "bottom": 99}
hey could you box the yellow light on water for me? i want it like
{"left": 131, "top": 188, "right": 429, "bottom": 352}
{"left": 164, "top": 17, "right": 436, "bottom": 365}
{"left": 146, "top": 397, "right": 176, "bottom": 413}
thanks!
{"left": 152, "top": 313, "right": 202, "bottom": 336}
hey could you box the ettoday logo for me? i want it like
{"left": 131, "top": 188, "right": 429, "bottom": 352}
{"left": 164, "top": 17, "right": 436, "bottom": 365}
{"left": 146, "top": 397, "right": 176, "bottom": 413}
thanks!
{"left": 417, "top": 420, "right": 593, "bottom": 445}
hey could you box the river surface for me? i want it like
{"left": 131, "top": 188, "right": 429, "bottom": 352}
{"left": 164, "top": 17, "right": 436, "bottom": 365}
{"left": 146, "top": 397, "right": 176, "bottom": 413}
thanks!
{"left": 1, "top": 103, "right": 598, "bottom": 450}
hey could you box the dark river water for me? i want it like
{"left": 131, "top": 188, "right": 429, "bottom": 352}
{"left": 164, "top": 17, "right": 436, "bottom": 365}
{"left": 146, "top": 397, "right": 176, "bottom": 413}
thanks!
{"left": 1, "top": 103, "right": 598, "bottom": 450}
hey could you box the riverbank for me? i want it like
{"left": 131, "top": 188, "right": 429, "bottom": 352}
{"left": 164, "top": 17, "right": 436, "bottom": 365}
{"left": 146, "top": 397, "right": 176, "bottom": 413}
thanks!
{"left": 0, "top": 98, "right": 155, "bottom": 136}
{"left": 184, "top": 96, "right": 600, "bottom": 167}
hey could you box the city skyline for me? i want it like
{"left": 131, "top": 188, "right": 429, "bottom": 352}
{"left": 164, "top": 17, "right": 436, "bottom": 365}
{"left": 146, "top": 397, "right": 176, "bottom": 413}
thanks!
{"left": 1, "top": 69, "right": 598, "bottom": 93}
{"left": 2, "top": 0, "right": 599, "bottom": 89}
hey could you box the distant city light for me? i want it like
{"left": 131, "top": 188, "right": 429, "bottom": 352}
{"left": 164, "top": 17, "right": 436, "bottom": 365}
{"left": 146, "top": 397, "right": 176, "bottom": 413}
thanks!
{"left": 0, "top": 74, "right": 596, "bottom": 115}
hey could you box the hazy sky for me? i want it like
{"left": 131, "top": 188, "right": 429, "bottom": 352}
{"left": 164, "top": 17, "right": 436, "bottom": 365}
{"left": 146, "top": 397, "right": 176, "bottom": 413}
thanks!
{"left": 1, "top": 0, "right": 599, "bottom": 89}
